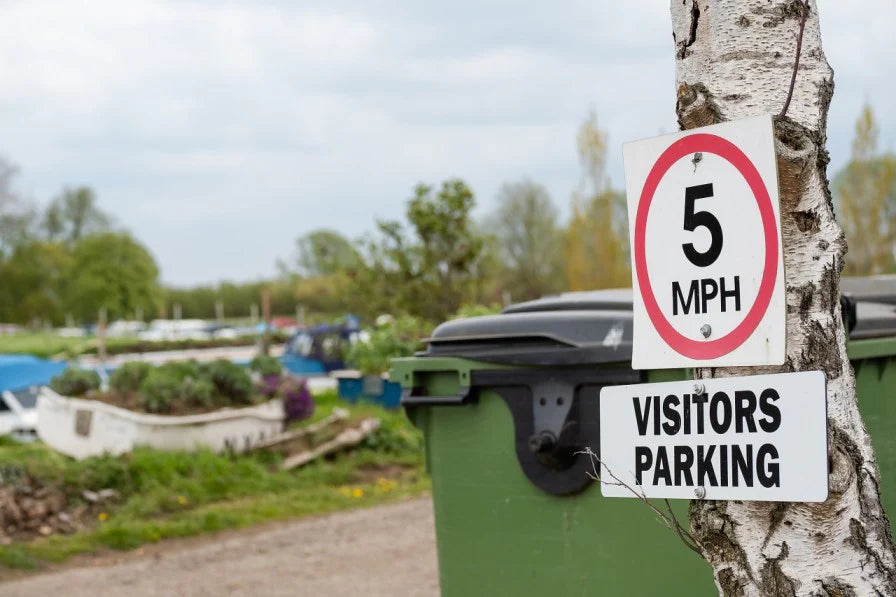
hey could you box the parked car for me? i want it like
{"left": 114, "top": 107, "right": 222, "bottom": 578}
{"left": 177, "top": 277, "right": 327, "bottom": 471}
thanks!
{"left": 138, "top": 319, "right": 211, "bottom": 342}
{"left": 56, "top": 326, "right": 87, "bottom": 338}
{"left": 206, "top": 324, "right": 238, "bottom": 339}
{"left": 105, "top": 320, "right": 147, "bottom": 337}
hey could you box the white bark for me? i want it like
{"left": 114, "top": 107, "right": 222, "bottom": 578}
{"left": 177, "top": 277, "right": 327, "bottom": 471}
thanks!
{"left": 671, "top": 1, "right": 896, "bottom": 595}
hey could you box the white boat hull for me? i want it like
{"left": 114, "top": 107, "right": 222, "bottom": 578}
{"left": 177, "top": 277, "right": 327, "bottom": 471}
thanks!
{"left": 36, "top": 388, "right": 284, "bottom": 459}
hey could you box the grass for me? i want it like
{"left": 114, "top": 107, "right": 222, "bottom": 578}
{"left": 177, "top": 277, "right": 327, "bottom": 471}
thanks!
{"left": 0, "top": 334, "right": 120, "bottom": 360}
{"left": 0, "top": 332, "right": 290, "bottom": 360}
{"left": 0, "top": 391, "right": 428, "bottom": 574}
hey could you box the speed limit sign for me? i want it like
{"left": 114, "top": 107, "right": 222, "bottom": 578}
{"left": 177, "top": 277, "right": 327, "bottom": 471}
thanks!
{"left": 623, "top": 115, "right": 785, "bottom": 369}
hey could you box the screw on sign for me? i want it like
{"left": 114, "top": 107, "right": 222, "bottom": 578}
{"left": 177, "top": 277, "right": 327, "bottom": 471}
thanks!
{"left": 622, "top": 115, "right": 786, "bottom": 369}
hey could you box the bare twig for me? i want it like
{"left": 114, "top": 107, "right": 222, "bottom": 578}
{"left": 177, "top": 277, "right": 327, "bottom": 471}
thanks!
{"left": 779, "top": 0, "right": 810, "bottom": 118}
{"left": 664, "top": 498, "right": 702, "bottom": 555}
{"left": 578, "top": 448, "right": 703, "bottom": 555}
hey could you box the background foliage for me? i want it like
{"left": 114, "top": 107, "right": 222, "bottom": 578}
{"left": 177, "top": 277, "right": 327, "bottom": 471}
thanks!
{"left": 0, "top": 105, "right": 887, "bottom": 331}
{"left": 833, "top": 104, "right": 896, "bottom": 276}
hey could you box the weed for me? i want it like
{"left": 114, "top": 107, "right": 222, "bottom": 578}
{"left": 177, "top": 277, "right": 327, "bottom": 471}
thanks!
{"left": 49, "top": 369, "right": 101, "bottom": 397}
{"left": 0, "top": 394, "right": 427, "bottom": 573}
{"left": 109, "top": 362, "right": 152, "bottom": 394}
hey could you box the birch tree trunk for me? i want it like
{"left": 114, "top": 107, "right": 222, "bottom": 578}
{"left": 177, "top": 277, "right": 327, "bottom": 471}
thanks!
{"left": 671, "top": 1, "right": 896, "bottom": 595}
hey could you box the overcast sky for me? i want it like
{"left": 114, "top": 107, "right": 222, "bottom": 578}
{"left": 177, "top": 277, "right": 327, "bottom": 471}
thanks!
{"left": 2, "top": 0, "right": 893, "bottom": 286}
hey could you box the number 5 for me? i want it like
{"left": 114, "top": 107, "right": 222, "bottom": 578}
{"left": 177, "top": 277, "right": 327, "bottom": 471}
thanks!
{"left": 683, "top": 183, "right": 723, "bottom": 267}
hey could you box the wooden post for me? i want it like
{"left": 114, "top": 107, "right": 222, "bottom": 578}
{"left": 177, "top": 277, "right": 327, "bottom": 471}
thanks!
{"left": 501, "top": 290, "right": 512, "bottom": 307}
{"left": 261, "top": 289, "right": 272, "bottom": 356}
{"left": 97, "top": 307, "right": 107, "bottom": 363}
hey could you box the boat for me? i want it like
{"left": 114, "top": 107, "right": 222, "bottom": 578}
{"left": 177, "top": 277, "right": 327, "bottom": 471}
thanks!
{"left": 280, "top": 319, "right": 362, "bottom": 375}
{"left": 0, "top": 354, "right": 67, "bottom": 435}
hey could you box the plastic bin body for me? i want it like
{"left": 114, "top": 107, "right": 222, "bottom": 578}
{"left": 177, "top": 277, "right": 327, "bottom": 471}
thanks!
{"left": 395, "top": 358, "right": 710, "bottom": 596}
{"left": 336, "top": 376, "right": 363, "bottom": 403}
{"left": 393, "top": 280, "right": 896, "bottom": 597}
{"left": 849, "top": 337, "right": 896, "bottom": 516}
{"left": 336, "top": 374, "right": 402, "bottom": 409}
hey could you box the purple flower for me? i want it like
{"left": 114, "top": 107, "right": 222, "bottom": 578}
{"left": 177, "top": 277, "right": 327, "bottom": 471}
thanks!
{"left": 279, "top": 377, "right": 314, "bottom": 422}
{"left": 257, "top": 374, "right": 281, "bottom": 399}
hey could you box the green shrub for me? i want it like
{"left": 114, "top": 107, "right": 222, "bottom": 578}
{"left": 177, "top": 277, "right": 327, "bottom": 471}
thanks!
{"left": 157, "top": 360, "right": 200, "bottom": 381}
{"left": 249, "top": 355, "right": 282, "bottom": 378}
{"left": 179, "top": 376, "right": 216, "bottom": 409}
{"left": 362, "top": 412, "right": 424, "bottom": 455}
{"left": 451, "top": 303, "right": 502, "bottom": 319}
{"left": 109, "top": 362, "right": 152, "bottom": 394}
{"left": 345, "top": 315, "right": 429, "bottom": 375}
{"left": 50, "top": 368, "right": 101, "bottom": 397}
{"left": 101, "top": 359, "right": 259, "bottom": 413}
{"left": 204, "top": 360, "right": 252, "bottom": 405}
{"left": 138, "top": 369, "right": 180, "bottom": 413}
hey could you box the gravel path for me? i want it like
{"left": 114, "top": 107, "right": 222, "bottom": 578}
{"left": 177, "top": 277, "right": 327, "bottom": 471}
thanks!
{"left": 1, "top": 497, "right": 439, "bottom": 597}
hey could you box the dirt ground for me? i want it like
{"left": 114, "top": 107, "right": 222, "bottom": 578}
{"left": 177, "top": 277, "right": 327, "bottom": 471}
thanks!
{"left": 0, "top": 497, "right": 440, "bottom": 597}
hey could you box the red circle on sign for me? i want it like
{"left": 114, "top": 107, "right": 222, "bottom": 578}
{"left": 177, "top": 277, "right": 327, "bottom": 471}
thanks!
{"left": 633, "top": 133, "right": 778, "bottom": 359}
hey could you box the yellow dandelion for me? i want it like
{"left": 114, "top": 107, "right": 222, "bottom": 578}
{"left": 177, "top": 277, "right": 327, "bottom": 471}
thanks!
{"left": 98, "top": 512, "right": 108, "bottom": 522}
{"left": 376, "top": 478, "right": 396, "bottom": 493}
{"left": 177, "top": 495, "right": 188, "bottom": 505}
{"left": 351, "top": 487, "right": 364, "bottom": 498}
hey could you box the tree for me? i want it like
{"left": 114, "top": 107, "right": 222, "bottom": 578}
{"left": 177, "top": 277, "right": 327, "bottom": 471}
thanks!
{"left": 283, "top": 229, "right": 361, "bottom": 277}
{"left": 0, "top": 241, "right": 72, "bottom": 325}
{"left": 488, "top": 180, "right": 565, "bottom": 301}
{"left": 353, "top": 180, "right": 486, "bottom": 322}
{"left": 565, "top": 110, "right": 630, "bottom": 290}
{"left": 162, "top": 284, "right": 219, "bottom": 320}
{"left": 66, "top": 232, "right": 160, "bottom": 322}
{"left": 672, "top": 1, "right": 896, "bottom": 594}
{"left": 0, "top": 157, "right": 35, "bottom": 256}
{"left": 293, "top": 273, "right": 353, "bottom": 317}
{"left": 834, "top": 104, "right": 896, "bottom": 275}
{"left": 42, "top": 186, "right": 111, "bottom": 243}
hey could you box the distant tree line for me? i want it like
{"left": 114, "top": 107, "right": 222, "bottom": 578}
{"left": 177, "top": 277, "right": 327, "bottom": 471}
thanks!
{"left": 0, "top": 106, "right": 888, "bottom": 328}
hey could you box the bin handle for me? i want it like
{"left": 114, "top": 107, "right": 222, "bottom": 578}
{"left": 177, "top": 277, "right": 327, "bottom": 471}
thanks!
{"left": 400, "top": 384, "right": 472, "bottom": 406}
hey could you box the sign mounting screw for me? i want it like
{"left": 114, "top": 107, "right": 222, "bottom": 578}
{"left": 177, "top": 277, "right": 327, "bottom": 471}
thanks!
{"left": 693, "top": 382, "right": 705, "bottom": 395}
{"left": 694, "top": 486, "right": 706, "bottom": 499}
{"left": 700, "top": 324, "right": 712, "bottom": 338}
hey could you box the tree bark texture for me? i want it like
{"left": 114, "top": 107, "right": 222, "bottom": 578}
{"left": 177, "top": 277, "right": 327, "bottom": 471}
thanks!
{"left": 671, "top": 1, "right": 896, "bottom": 595}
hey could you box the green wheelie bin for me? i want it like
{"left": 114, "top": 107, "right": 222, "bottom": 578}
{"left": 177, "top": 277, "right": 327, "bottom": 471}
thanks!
{"left": 391, "top": 279, "right": 896, "bottom": 596}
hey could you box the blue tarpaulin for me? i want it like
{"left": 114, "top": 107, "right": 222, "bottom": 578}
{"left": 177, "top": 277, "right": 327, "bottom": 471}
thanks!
{"left": 0, "top": 355, "right": 67, "bottom": 392}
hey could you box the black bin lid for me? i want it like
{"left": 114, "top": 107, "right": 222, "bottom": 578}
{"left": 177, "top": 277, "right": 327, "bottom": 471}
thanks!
{"left": 424, "top": 280, "right": 896, "bottom": 366}
{"left": 425, "top": 288, "right": 634, "bottom": 366}
{"left": 842, "top": 275, "right": 896, "bottom": 306}
{"left": 501, "top": 288, "right": 633, "bottom": 314}
{"left": 852, "top": 301, "right": 896, "bottom": 340}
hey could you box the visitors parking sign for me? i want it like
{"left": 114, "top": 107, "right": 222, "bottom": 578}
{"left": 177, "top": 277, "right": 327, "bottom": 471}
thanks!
{"left": 623, "top": 115, "right": 785, "bottom": 368}
{"left": 599, "top": 371, "right": 827, "bottom": 502}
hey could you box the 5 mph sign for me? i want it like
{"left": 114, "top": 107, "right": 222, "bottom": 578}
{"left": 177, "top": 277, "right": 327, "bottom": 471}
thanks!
{"left": 623, "top": 115, "right": 785, "bottom": 368}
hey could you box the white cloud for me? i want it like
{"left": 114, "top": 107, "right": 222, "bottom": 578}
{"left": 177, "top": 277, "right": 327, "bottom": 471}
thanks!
{"left": 0, "top": 0, "right": 892, "bottom": 284}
